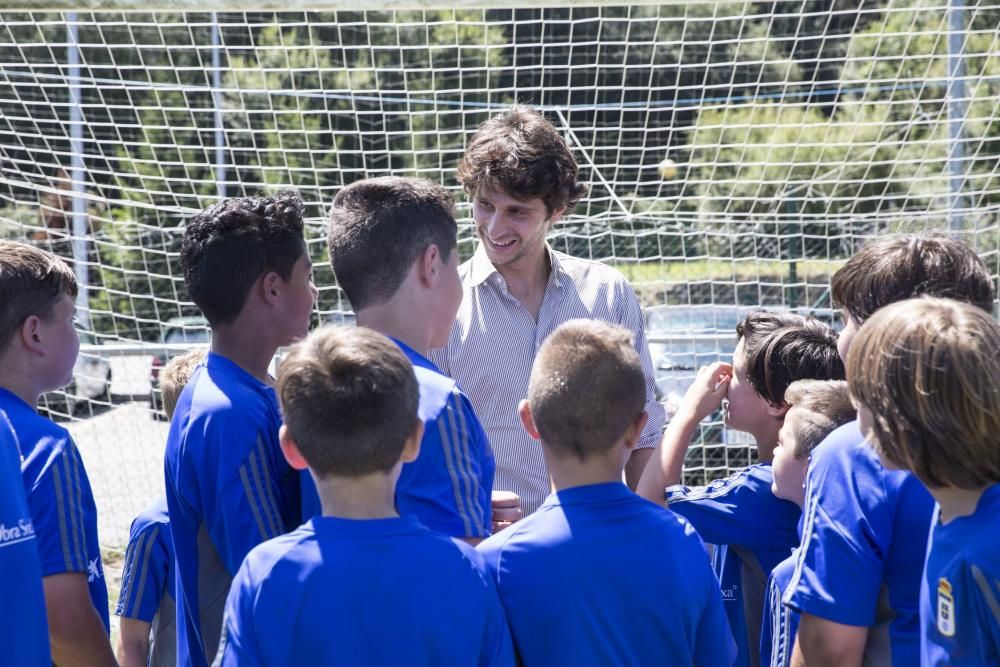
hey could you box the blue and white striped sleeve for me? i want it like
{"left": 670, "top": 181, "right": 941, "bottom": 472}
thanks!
{"left": 436, "top": 389, "right": 492, "bottom": 539}
{"left": 116, "top": 520, "right": 170, "bottom": 622}
{"left": 27, "top": 439, "right": 91, "bottom": 577}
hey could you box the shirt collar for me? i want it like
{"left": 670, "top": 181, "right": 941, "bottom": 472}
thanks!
{"left": 468, "top": 242, "right": 567, "bottom": 290}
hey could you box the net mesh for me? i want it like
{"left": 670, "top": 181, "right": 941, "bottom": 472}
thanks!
{"left": 1, "top": 0, "right": 998, "bottom": 545}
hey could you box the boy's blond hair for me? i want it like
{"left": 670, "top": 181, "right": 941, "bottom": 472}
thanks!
{"left": 528, "top": 319, "right": 645, "bottom": 460}
{"left": 783, "top": 379, "right": 855, "bottom": 458}
{"left": 160, "top": 349, "right": 206, "bottom": 420}
{"left": 848, "top": 297, "right": 1000, "bottom": 489}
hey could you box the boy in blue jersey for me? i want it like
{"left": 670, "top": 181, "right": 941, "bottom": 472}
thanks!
{"left": 0, "top": 405, "right": 50, "bottom": 665}
{"left": 116, "top": 349, "right": 202, "bottom": 667}
{"left": 847, "top": 298, "right": 1000, "bottom": 667}
{"left": 216, "top": 325, "right": 513, "bottom": 666}
{"left": 759, "top": 380, "right": 854, "bottom": 667}
{"left": 0, "top": 240, "right": 115, "bottom": 667}
{"left": 165, "top": 192, "right": 317, "bottom": 667}
{"left": 478, "top": 319, "right": 735, "bottom": 666}
{"left": 636, "top": 311, "right": 844, "bottom": 667}
{"left": 783, "top": 236, "right": 995, "bottom": 666}
{"left": 322, "top": 176, "right": 496, "bottom": 540}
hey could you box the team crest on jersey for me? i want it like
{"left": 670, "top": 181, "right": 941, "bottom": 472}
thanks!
{"left": 937, "top": 577, "right": 956, "bottom": 637}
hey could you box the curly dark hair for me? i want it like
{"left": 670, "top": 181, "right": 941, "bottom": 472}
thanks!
{"left": 181, "top": 191, "right": 306, "bottom": 326}
{"left": 456, "top": 105, "right": 589, "bottom": 216}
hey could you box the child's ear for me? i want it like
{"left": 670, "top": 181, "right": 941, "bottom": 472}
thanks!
{"left": 518, "top": 399, "right": 541, "bottom": 441}
{"left": 622, "top": 411, "right": 649, "bottom": 451}
{"left": 261, "top": 271, "right": 282, "bottom": 306}
{"left": 399, "top": 418, "right": 424, "bottom": 464}
{"left": 20, "top": 315, "right": 44, "bottom": 354}
{"left": 766, "top": 401, "right": 789, "bottom": 419}
{"left": 278, "top": 424, "right": 309, "bottom": 471}
{"left": 416, "top": 243, "right": 442, "bottom": 288}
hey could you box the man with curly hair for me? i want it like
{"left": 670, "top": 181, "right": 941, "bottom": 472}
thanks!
{"left": 431, "top": 105, "right": 665, "bottom": 516}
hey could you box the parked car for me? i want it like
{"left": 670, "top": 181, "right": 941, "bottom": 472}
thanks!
{"left": 39, "top": 332, "right": 112, "bottom": 418}
{"left": 150, "top": 316, "right": 211, "bottom": 420}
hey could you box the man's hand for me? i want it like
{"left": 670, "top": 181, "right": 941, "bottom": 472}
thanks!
{"left": 678, "top": 362, "right": 732, "bottom": 423}
{"left": 491, "top": 491, "right": 522, "bottom": 534}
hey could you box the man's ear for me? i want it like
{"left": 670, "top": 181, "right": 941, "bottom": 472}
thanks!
{"left": 622, "top": 411, "right": 649, "bottom": 451}
{"left": 416, "top": 244, "right": 441, "bottom": 288}
{"left": 399, "top": 418, "right": 424, "bottom": 464}
{"left": 279, "top": 424, "right": 309, "bottom": 471}
{"left": 767, "top": 401, "right": 790, "bottom": 419}
{"left": 20, "top": 315, "right": 45, "bottom": 355}
{"left": 547, "top": 205, "right": 567, "bottom": 227}
{"left": 518, "top": 399, "right": 541, "bottom": 441}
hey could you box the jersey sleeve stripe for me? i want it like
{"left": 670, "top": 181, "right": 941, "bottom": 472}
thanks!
{"left": 130, "top": 524, "right": 159, "bottom": 619}
{"left": 437, "top": 401, "right": 475, "bottom": 538}
{"left": 252, "top": 436, "right": 284, "bottom": 537}
{"left": 239, "top": 463, "right": 275, "bottom": 542}
{"left": 68, "top": 447, "right": 90, "bottom": 569}
{"left": 451, "top": 392, "right": 486, "bottom": 535}
{"left": 971, "top": 565, "right": 1000, "bottom": 627}
{"left": 116, "top": 528, "right": 146, "bottom": 615}
{"left": 52, "top": 451, "right": 84, "bottom": 571}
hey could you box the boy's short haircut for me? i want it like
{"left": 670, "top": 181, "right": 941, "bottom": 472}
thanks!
{"left": 848, "top": 297, "right": 1000, "bottom": 489}
{"left": 181, "top": 191, "right": 306, "bottom": 327}
{"left": 831, "top": 235, "right": 995, "bottom": 324}
{"left": 328, "top": 177, "right": 457, "bottom": 311}
{"left": 456, "top": 105, "right": 589, "bottom": 216}
{"left": 160, "top": 349, "right": 207, "bottom": 420}
{"left": 783, "top": 380, "right": 855, "bottom": 458}
{"left": 736, "top": 311, "right": 845, "bottom": 405}
{"left": 528, "top": 319, "right": 645, "bottom": 460}
{"left": 276, "top": 325, "right": 419, "bottom": 478}
{"left": 0, "top": 240, "right": 77, "bottom": 352}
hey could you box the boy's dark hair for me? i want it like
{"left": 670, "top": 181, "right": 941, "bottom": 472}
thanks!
{"left": 456, "top": 105, "right": 589, "bottom": 217}
{"left": 328, "top": 177, "right": 457, "bottom": 311}
{"left": 181, "top": 191, "right": 306, "bottom": 327}
{"left": 0, "top": 240, "right": 78, "bottom": 352}
{"left": 276, "top": 325, "right": 419, "bottom": 478}
{"left": 848, "top": 297, "right": 1000, "bottom": 489}
{"left": 736, "top": 311, "right": 845, "bottom": 405}
{"left": 160, "top": 349, "right": 206, "bottom": 420}
{"left": 528, "top": 319, "right": 645, "bottom": 461}
{"left": 831, "top": 235, "right": 995, "bottom": 324}
{"left": 783, "top": 380, "right": 855, "bottom": 458}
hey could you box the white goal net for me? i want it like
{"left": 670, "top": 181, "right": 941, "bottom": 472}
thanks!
{"left": 1, "top": 0, "right": 998, "bottom": 546}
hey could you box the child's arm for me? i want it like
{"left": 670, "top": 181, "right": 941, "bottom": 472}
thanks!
{"left": 43, "top": 573, "right": 118, "bottom": 667}
{"left": 116, "top": 618, "right": 151, "bottom": 667}
{"left": 791, "top": 615, "right": 866, "bottom": 667}
{"left": 635, "top": 362, "right": 731, "bottom": 504}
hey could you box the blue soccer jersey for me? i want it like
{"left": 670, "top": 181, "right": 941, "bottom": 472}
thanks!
{"left": 1, "top": 388, "right": 109, "bottom": 632}
{"left": 216, "top": 515, "right": 514, "bottom": 666}
{"left": 666, "top": 463, "right": 801, "bottom": 667}
{"left": 477, "top": 482, "right": 736, "bottom": 666}
{"left": 116, "top": 497, "right": 175, "bottom": 667}
{"left": 919, "top": 484, "right": 1000, "bottom": 666}
{"left": 0, "top": 406, "right": 50, "bottom": 666}
{"left": 301, "top": 339, "right": 494, "bottom": 539}
{"left": 784, "top": 421, "right": 934, "bottom": 665}
{"left": 760, "top": 549, "right": 800, "bottom": 667}
{"left": 165, "top": 352, "right": 301, "bottom": 667}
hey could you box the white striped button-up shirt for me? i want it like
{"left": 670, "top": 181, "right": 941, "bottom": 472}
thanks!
{"left": 429, "top": 244, "right": 666, "bottom": 515}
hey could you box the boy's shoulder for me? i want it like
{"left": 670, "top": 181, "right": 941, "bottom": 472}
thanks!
{"left": 0, "top": 388, "right": 72, "bottom": 458}
{"left": 183, "top": 355, "right": 277, "bottom": 422}
{"left": 666, "top": 463, "right": 775, "bottom": 504}
{"left": 392, "top": 341, "right": 468, "bottom": 420}
{"left": 935, "top": 484, "right": 1000, "bottom": 568}
{"left": 129, "top": 497, "right": 171, "bottom": 542}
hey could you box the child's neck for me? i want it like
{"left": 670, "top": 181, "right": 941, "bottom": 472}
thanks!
{"left": 929, "top": 485, "right": 989, "bottom": 525}
{"left": 545, "top": 448, "right": 625, "bottom": 492}
{"left": 357, "top": 306, "right": 431, "bottom": 357}
{"left": 752, "top": 426, "right": 780, "bottom": 464}
{"left": 0, "top": 353, "right": 43, "bottom": 407}
{"left": 211, "top": 328, "right": 277, "bottom": 385}
{"left": 314, "top": 471, "right": 399, "bottom": 520}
